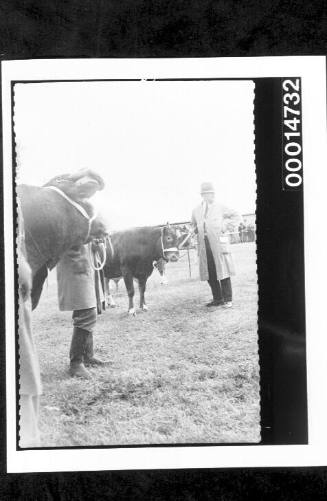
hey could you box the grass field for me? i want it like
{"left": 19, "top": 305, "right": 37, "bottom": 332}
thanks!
{"left": 33, "top": 242, "right": 260, "bottom": 446}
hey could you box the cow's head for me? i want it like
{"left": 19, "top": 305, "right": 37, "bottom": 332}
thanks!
{"left": 44, "top": 169, "right": 105, "bottom": 202}
{"left": 161, "top": 224, "right": 179, "bottom": 262}
{"left": 88, "top": 215, "right": 108, "bottom": 242}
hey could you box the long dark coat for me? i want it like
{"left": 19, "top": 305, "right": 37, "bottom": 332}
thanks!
{"left": 56, "top": 244, "right": 104, "bottom": 311}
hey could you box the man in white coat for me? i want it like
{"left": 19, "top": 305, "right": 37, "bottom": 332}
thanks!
{"left": 192, "top": 182, "right": 239, "bottom": 308}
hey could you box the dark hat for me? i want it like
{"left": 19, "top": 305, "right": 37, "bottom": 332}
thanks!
{"left": 200, "top": 182, "right": 215, "bottom": 194}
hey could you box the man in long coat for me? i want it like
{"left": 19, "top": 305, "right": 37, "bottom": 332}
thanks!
{"left": 192, "top": 182, "right": 239, "bottom": 307}
{"left": 56, "top": 173, "right": 108, "bottom": 379}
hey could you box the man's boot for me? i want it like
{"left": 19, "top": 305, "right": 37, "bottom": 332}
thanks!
{"left": 206, "top": 280, "right": 224, "bottom": 307}
{"left": 69, "top": 327, "right": 92, "bottom": 379}
{"left": 84, "top": 332, "right": 108, "bottom": 367}
{"left": 206, "top": 299, "right": 224, "bottom": 307}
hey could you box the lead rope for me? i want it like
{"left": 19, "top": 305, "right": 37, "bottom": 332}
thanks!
{"left": 89, "top": 241, "right": 107, "bottom": 271}
{"left": 160, "top": 227, "right": 165, "bottom": 258}
{"left": 106, "top": 235, "right": 114, "bottom": 259}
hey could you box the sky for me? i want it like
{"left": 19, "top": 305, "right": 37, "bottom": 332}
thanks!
{"left": 14, "top": 80, "right": 255, "bottom": 230}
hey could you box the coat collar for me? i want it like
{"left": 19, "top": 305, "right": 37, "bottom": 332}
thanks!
{"left": 199, "top": 201, "right": 217, "bottom": 214}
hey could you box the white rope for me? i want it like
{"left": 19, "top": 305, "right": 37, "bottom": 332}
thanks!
{"left": 89, "top": 242, "right": 107, "bottom": 271}
{"left": 160, "top": 227, "right": 165, "bottom": 257}
{"left": 45, "top": 186, "right": 96, "bottom": 222}
{"left": 160, "top": 227, "right": 179, "bottom": 258}
{"left": 106, "top": 235, "right": 114, "bottom": 259}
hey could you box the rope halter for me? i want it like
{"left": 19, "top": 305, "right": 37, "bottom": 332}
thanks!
{"left": 45, "top": 186, "right": 97, "bottom": 225}
{"left": 160, "top": 227, "right": 179, "bottom": 260}
{"left": 88, "top": 240, "right": 107, "bottom": 271}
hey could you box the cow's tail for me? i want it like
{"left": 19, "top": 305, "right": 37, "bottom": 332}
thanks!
{"left": 31, "top": 265, "right": 48, "bottom": 310}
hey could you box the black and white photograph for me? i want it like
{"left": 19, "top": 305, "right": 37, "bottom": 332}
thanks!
{"left": 14, "top": 77, "right": 258, "bottom": 447}
{"left": 2, "top": 57, "right": 326, "bottom": 473}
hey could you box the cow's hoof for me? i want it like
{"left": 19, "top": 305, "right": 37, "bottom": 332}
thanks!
{"left": 128, "top": 308, "right": 136, "bottom": 316}
{"left": 141, "top": 305, "right": 148, "bottom": 311}
{"left": 106, "top": 296, "right": 117, "bottom": 308}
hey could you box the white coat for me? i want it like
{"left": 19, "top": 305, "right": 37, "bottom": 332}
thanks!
{"left": 192, "top": 202, "right": 239, "bottom": 281}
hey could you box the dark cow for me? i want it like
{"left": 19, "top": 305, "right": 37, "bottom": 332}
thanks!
{"left": 103, "top": 225, "right": 179, "bottom": 315}
{"left": 18, "top": 170, "right": 106, "bottom": 310}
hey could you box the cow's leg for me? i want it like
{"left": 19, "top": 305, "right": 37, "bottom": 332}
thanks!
{"left": 106, "top": 278, "right": 117, "bottom": 308}
{"left": 103, "top": 277, "right": 117, "bottom": 308}
{"left": 107, "top": 292, "right": 116, "bottom": 308}
{"left": 99, "top": 269, "right": 106, "bottom": 311}
{"left": 160, "top": 271, "right": 168, "bottom": 285}
{"left": 122, "top": 269, "right": 135, "bottom": 315}
{"left": 138, "top": 275, "right": 148, "bottom": 311}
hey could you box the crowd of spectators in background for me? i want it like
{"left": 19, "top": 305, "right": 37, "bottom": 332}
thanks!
{"left": 238, "top": 219, "right": 255, "bottom": 243}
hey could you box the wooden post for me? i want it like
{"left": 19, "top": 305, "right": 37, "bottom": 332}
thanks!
{"left": 187, "top": 248, "right": 191, "bottom": 278}
{"left": 100, "top": 269, "right": 106, "bottom": 311}
{"left": 95, "top": 269, "right": 102, "bottom": 314}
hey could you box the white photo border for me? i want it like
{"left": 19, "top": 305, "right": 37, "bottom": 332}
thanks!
{"left": 2, "top": 56, "right": 327, "bottom": 472}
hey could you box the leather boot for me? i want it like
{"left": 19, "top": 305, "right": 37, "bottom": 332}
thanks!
{"left": 206, "top": 299, "right": 224, "bottom": 307}
{"left": 84, "top": 332, "right": 108, "bottom": 367}
{"left": 69, "top": 327, "right": 92, "bottom": 379}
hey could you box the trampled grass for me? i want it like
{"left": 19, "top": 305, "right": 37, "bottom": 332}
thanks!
{"left": 33, "top": 242, "right": 260, "bottom": 446}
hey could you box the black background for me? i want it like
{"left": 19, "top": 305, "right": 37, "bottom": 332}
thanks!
{"left": 0, "top": 0, "right": 326, "bottom": 499}
{"left": 255, "top": 78, "right": 307, "bottom": 444}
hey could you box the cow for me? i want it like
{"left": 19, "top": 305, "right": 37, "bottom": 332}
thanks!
{"left": 18, "top": 170, "right": 106, "bottom": 310}
{"left": 105, "top": 224, "right": 194, "bottom": 302}
{"left": 103, "top": 225, "right": 180, "bottom": 315}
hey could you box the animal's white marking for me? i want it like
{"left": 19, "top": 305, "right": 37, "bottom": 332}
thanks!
{"left": 128, "top": 307, "right": 136, "bottom": 316}
{"left": 106, "top": 294, "right": 116, "bottom": 308}
{"left": 75, "top": 175, "right": 97, "bottom": 186}
{"left": 141, "top": 304, "right": 148, "bottom": 311}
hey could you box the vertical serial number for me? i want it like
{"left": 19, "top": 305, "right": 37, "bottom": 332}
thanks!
{"left": 282, "top": 78, "right": 303, "bottom": 190}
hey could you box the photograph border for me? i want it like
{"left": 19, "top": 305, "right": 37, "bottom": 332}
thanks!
{"left": 12, "top": 76, "right": 260, "bottom": 451}
{"left": 2, "top": 56, "right": 326, "bottom": 473}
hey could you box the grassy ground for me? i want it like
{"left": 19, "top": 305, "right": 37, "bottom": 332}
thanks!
{"left": 33, "top": 242, "right": 260, "bottom": 446}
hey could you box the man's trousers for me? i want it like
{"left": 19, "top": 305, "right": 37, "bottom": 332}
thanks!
{"left": 204, "top": 236, "right": 232, "bottom": 303}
